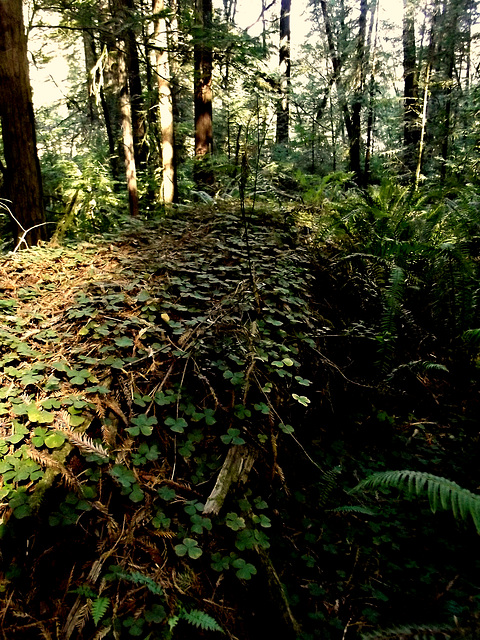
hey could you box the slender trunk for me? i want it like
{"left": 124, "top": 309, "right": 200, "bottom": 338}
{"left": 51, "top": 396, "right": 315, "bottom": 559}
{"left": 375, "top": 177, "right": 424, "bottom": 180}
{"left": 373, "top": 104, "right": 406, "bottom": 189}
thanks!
{"left": 112, "top": 0, "right": 147, "bottom": 169}
{"left": 0, "top": 0, "right": 46, "bottom": 246}
{"left": 350, "top": 0, "right": 368, "bottom": 185}
{"left": 194, "top": 0, "right": 214, "bottom": 190}
{"left": 364, "top": 0, "right": 379, "bottom": 183}
{"left": 153, "top": 0, "right": 176, "bottom": 204}
{"left": 82, "top": 30, "right": 99, "bottom": 124}
{"left": 440, "top": 0, "right": 461, "bottom": 182}
{"left": 116, "top": 43, "right": 140, "bottom": 216}
{"left": 403, "top": 0, "right": 420, "bottom": 177}
{"left": 276, "top": 0, "right": 291, "bottom": 146}
{"left": 415, "top": 0, "right": 440, "bottom": 189}
{"left": 319, "top": 0, "right": 359, "bottom": 182}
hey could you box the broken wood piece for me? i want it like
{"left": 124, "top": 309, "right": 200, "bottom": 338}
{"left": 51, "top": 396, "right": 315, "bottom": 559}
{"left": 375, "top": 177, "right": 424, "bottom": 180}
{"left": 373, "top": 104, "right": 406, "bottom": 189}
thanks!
{"left": 203, "top": 445, "right": 256, "bottom": 515}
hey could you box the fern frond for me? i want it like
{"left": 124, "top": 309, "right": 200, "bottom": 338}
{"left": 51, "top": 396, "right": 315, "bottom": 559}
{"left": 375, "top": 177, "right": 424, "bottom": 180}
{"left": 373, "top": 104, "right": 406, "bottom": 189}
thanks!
{"left": 463, "top": 328, "right": 480, "bottom": 344}
{"left": 329, "top": 505, "right": 377, "bottom": 516}
{"left": 54, "top": 413, "right": 110, "bottom": 460}
{"left": 361, "top": 622, "right": 461, "bottom": 639}
{"left": 354, "top": 470, "right": 480, "bottom": 534}
{"left": 27, "top": 447, "right": 79, "bottom": 490}
{"left": 318, "top": 466, "right": 342, "bottom": 507}
{"left": 92, "top": 627, "right": 112, "bottom": 640}
{"left": 91, "top": 597, "right": 109, "bottom": 626}
{"left": 180, "top": 609, "right": 224, "bottom": 633}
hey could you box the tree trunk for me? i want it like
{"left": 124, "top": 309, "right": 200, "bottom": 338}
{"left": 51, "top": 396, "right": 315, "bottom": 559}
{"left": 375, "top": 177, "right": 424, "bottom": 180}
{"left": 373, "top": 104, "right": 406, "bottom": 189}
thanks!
{"left": 403, "top": 0, "right": 420, "bottom": 177}
{"left": 82, "top": 30, "right": 100, "bottom": 125}
{"left": 364, "top": 0, "right": 379, "bottom": 183}
{"left": 276, "top": 0, "right": 291, "bottom": 147}
{"left": 350, "top": 0, "right": 368, "bottom": 185}
{"left": 194, "top": 0, "right": 214, "bottom": 190}
{"left": 415, "top": 0, "right": 440, "bottom": 189}
{"left": 153, "top": 0, "right": 177, "bottom": 204}
{"left": 116, "top": 43, "right": 140, "bottom": 217}
{"left": 440, "top": 0, "right": 462, "bottom": 182}
{"left": 111, "top": 0, "right": 147, "bottom": 170}
{"left": 0, "top": 0, "right": 46, "bottom": 247}
{"left": 123, "top": 0, "right": 148, "bottom": 169}
{"left": 319, "top": 0, "right": 359, "bottom": 183}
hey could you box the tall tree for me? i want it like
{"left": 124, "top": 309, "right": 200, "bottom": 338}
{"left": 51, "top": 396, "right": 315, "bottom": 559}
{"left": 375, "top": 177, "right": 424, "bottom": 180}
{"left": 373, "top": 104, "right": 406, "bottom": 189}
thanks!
{"left": 439, "top": 0, "right": 462, "bottom": 182}
{"left": 350, "top": 0, "right": 368, "bottom": 185}
{"left": 153, "top": 0, "right": 177, "bottom": 203}
{"left": 276, "top": 0, "right": 291, "bottom": 146}
{"left": 194, "top": 0, "right": 214, "bottom": 190}
{"left": 0, "top": 0, "right": 46, "bottom": 247}
{"left": 318, "top": 0, "right": 363, "bottom": 184}
{"left": 118, "top": 0, "right": 148, "bottom": 169}
{"left": 403, "top": 0, "right": 420, "bottom": 179}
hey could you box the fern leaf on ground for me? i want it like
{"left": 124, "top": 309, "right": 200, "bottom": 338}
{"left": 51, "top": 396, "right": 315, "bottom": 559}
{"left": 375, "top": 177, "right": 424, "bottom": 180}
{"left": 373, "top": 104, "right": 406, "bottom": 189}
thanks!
{"left": 91, "top": 597, "right": 109, "bottom": 626}
{"left": 354, "top": 470, "right": 480, "bottom": 534}
{"left": 180, "top": 609, "right": 224, "bottom": 633}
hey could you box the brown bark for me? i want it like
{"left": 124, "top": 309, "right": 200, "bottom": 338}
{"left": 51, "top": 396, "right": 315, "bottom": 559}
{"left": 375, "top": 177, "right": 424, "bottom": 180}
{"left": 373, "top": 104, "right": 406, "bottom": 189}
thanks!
{"left": 276, "top": 0, "right": 291, "bottom": 146}
{"left": 194, "top": 0, "right": 214, "bottom": 190}
{"left": 116, "top": 43, "right": 140, "bottom": 217}
{"left": 0, "top": 0, "right": 46, "bottom": 247}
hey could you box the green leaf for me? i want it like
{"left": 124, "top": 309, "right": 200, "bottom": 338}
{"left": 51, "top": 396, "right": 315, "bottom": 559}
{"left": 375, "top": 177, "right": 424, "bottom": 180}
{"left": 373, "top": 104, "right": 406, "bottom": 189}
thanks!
{"left": 279, "top": 423, "right": 295, "bottom": 434}
{"left": 253, "top": 402, "right": 270, "bottom": 415}
{"left": 165, "top": 416, "right": 188, "bottom": 433}
{"left": 292, "top": 393, "right": 310, "bottom": 407}
{"left": 127, "top": 414, "right": 157, "bottom": 437}
{"left": 295, "top": 376, "right": 312, "bottom": 386}
{"left": 129, "top": 485, "right": 145, "bottom": 503}
{"left": 180, "top": 609, "right": 224, "bottom": 633}
{"left": 45, "top": 432, "right": 66, "bottom": 448}
{"left": 221, "top": 428, "right": 245, "bottom": 446}
{"left": 225, "top": 512, "right": 246, "bottom": 531}
{"left": 232, "top": 558, "right": 257, "bottom": 580}
{"left": 115, "top": 336, "right": 134, "bottom": 348}
{"left": 91, "top": 597, "right": 109, "bottom": 626}
{"left": 174, "top": 537, "right": 202, "bottom": 559}
{"left": 158, "top": 486, "right": 176, "bottom": 501}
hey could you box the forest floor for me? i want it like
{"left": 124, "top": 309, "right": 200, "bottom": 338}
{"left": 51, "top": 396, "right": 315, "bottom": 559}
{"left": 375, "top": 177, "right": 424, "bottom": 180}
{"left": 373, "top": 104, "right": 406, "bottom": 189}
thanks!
{"left": 1, "top": 202, "right": 480, "bottom": 640}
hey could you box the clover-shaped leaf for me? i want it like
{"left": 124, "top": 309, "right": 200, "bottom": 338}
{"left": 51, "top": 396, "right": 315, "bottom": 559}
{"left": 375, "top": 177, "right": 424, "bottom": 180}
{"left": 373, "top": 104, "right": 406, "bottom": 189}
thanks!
{"left": 232, "top": 558, "right": 257, "bottom": 580}
{"left": 127, "top": 414, "right": 157, "bottom": 437}
{"left": 174, "top": 537, "right": 202, "bottom": 559}
{"left": 225, "top": 512, "right": 246, "bottom": 531}
{"left": 292, "top": 393, "right": 310, "bottom": 407}
{"left": 221, "top": 428, "right": 245, "bottom": 446}
{"left": 165, "top": 416, "right": 188, "bottom": 433}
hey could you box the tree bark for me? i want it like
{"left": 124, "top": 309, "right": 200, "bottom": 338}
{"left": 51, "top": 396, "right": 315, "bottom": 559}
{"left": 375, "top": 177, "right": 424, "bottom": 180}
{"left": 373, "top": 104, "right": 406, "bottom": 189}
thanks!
{"left": 0, "top": 0, "right": 46, "bottom": 247}
{"left": 403, "top": 0, "right": 420, "bottom": 177}
{"left": 276, "top": 0, "right": 291, "bottom": 147}
{"left": 440, "top": 0, "right": 462, "bottom": 182}
{"left": 350, "top": 0, "right": 368, "bottom": 185}
{"left": 153, "top": 0, "right": 177, "bottom": 204}
{"left": 116, "top": 42, "right": 140, "bottom": 217}
{"left": 194, "top": 0, "right": 214, "bottom": 190}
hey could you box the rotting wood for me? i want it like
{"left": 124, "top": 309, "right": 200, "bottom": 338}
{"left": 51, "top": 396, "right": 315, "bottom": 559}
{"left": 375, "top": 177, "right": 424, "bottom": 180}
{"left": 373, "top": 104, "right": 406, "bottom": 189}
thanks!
{"left": 203, "top": 445, "right": 256, "bottom": 515}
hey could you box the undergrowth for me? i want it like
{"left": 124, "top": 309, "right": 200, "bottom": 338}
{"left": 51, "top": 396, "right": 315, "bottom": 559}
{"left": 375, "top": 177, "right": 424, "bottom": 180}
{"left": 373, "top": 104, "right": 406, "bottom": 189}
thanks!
{"left": 1, "top": 194, "right": 480, "bottom": 639}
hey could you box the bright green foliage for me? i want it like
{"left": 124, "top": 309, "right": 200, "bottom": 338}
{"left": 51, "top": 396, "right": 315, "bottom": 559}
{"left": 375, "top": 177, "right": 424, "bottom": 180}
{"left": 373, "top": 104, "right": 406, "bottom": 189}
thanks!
{"left": 91, "top": 596, "right": 109, "bottom": 626}
{"left": 181, "top": 608, "right": 224, "bottom": 632}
